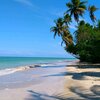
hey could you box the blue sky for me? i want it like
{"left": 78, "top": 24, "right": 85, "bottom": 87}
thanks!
{"left": 0, "top": 0, "right": 99, "bottom": 57}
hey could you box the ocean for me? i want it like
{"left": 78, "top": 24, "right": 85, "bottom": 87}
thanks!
{"left": 0, "top": 57, "right": 76, "bottom": 76}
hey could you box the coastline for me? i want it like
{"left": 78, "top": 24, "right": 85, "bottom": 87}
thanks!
{"left": 0, "top": 60, "right": 100, "bottom": 100}
{"left": 0, "top": 59, "right": 78, "bottom": 76}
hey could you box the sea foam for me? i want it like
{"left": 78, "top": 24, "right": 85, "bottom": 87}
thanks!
{"left": 0, "top": 65, "right": 35, "bottom": 76}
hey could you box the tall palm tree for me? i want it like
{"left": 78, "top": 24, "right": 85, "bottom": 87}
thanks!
{"left": 66, "top": 0, "right": 87, "bottom": 22}
{"left": 88, "top": 5, "right": 98, "bottom": 22}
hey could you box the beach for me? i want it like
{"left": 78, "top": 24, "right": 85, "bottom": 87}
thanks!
{"left": 0, "top": 60, "right": 100, "bottom": 100}
{"left": 0, "top": 0, "right": 100, "bottom": 99}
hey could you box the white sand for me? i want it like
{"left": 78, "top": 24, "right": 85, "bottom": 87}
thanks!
{"left": 0, "top": 64, "right": 100, "bottom": 100}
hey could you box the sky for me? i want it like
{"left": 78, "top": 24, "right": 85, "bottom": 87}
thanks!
{"left": 0, "top": 0, "right": 100, "bottom": 57}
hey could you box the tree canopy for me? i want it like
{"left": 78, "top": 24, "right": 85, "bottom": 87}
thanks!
{"left": 51, "top": 0, "right": 100, "bottom": 63}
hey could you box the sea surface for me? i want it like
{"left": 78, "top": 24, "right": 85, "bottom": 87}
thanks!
{"left": 0, "top": 57, "right": 76, "bottom": 76}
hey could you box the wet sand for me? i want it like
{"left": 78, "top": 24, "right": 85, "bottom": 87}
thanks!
{"left": 0, "top": 63, "right": 100, "bottom": 100}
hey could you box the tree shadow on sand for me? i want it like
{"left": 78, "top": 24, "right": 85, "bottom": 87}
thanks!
{"left": 43, "top": 71, "right": 100, "bottom": 80}
{"left": 69, "top": 85, "right": 100, "bottom": 100}
{"left": 25, "top": 90, "right": 66, "bottom": 100}
{"left": 76, "top": 65, "right": 100, "bottom": 69}
{"left": 25, "top": 85, "right": 100, "bottom": 100}
{"left": 25, "top": 65, "right": 100, "bottom": 100}
{"left": 43, "top": 65, "right": 100, "bottom": 80}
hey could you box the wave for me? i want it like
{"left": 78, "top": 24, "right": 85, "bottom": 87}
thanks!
{"left": 0, "top": 60, "right": 78, "bottom": 76}
{"left": 0, "top": 66, "right": 30, "bottom": 76}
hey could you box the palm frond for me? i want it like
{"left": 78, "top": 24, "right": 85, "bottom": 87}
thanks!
{"left": 71, "top": 0, "right": 80, "bottom": 7}
{"left": 88, "top": 5, "right": 98, "bottom": 12}
{"left": 80, "top": 1, "right": 87, "bottom": 5}
{"left": 88, "top": 5, "right": 98, "bottom": 22}
{"left": 66, "top": 2, "right": 73, "bottom": 8}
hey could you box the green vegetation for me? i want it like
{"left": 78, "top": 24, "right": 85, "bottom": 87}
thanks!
{"left": 51, "top": 0, "right": 100, "bottom": 63}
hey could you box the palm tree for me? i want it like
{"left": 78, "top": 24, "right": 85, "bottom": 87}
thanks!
{"left": 88, "top": 5, "right": 98, "bottom": 22}
{"left": 51, "top": 18, "right": 73, "bottom": 46}
{"left": 50, "top": 18, "right": 64, "bottom": 38}
{"left": 66, "top": 0, "right": 87, "bottom": 22}
{"left": 62, "top": 31, "right": 73, "bottom": 46}
{"left": 64, "top": 14, "right": 72, "bottom": 25}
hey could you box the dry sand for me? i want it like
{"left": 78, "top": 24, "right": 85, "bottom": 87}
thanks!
{"left": 0, "top": 64, "right": 100, "bottom": 100}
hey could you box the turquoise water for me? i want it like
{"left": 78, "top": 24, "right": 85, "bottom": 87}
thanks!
{"left": 0, "top": 57, "right": 75, "bottom": 70}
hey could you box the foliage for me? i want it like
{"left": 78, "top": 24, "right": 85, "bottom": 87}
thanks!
{"left": 73, "top": 21, "right": 100, "bottom": 62}
{"left": 50, "top": 18, "right": 73, "bottom": 46}
{"left": 66, "top": 0, "right": 87, "bottom": 22}
{"left": 88, "top": 5, "right": 98, "bottom": 22}
{"left": 51, "top": 0, "right": 100, "bottom": 63}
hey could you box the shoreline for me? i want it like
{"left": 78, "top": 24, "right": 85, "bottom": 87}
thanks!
{"left": 0, "top": 61, "right": 100, "bottom": 100}
{"left": 0, "top": 61, "right": 99, "bottom": 77}
{"left": 0, "top": 59, "right": 79, "bottom": 76}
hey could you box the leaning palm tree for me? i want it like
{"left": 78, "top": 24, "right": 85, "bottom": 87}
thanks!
{"left": 66, "top": 0, "right": 87, "bottom": 22}
{"left": 88, "top": 5, "right": 98, "bottom": 22}
{"left": 51, "top": 18, "right": 73, "bottom": 46}
{"left": 50, "top": 18, "right": 64, "bottom": 38}
{"left": 62, "top": 31, "right": 73, "bottom": 46}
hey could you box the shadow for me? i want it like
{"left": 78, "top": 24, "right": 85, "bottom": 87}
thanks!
{"left": 26, "top": 90, "right": 66, "bottom": 100}
{"left": 43, "top": 72, "right": 67, "bottom": 77}
{"left": 25, "top": 65, "right": 100, "bottom": 100}
{"left": 71, "top": 72, "right": 100, "bottom": 80}
{"left": 91, "top": 85, "right": 100, "bottom": 95}
{"left": 69, "top": 85, "right": 100, "bottom": 100}
{"left": 25, "top": 85, "right": 100, "bottom": 100}
{"left": 42, "top": 65, "right": 100, "bottom": 69}
{"left": 43, "top": 71, "right": 100, "bottom": 80}
{"left": 76, "top": 65, "right": 100, "bottom": 69}
{"left": 42, "top": 65, "right": 66, "bottom": 69}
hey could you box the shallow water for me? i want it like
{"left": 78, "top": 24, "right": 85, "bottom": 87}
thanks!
{"left": 0, "top": 57, "right": 76, "bottom": 76}
{"left": 0, "top": 64, "right": 66, "bottom": 90}
{"left": 0, "top": 57, "right": 75, "bottom": 70}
